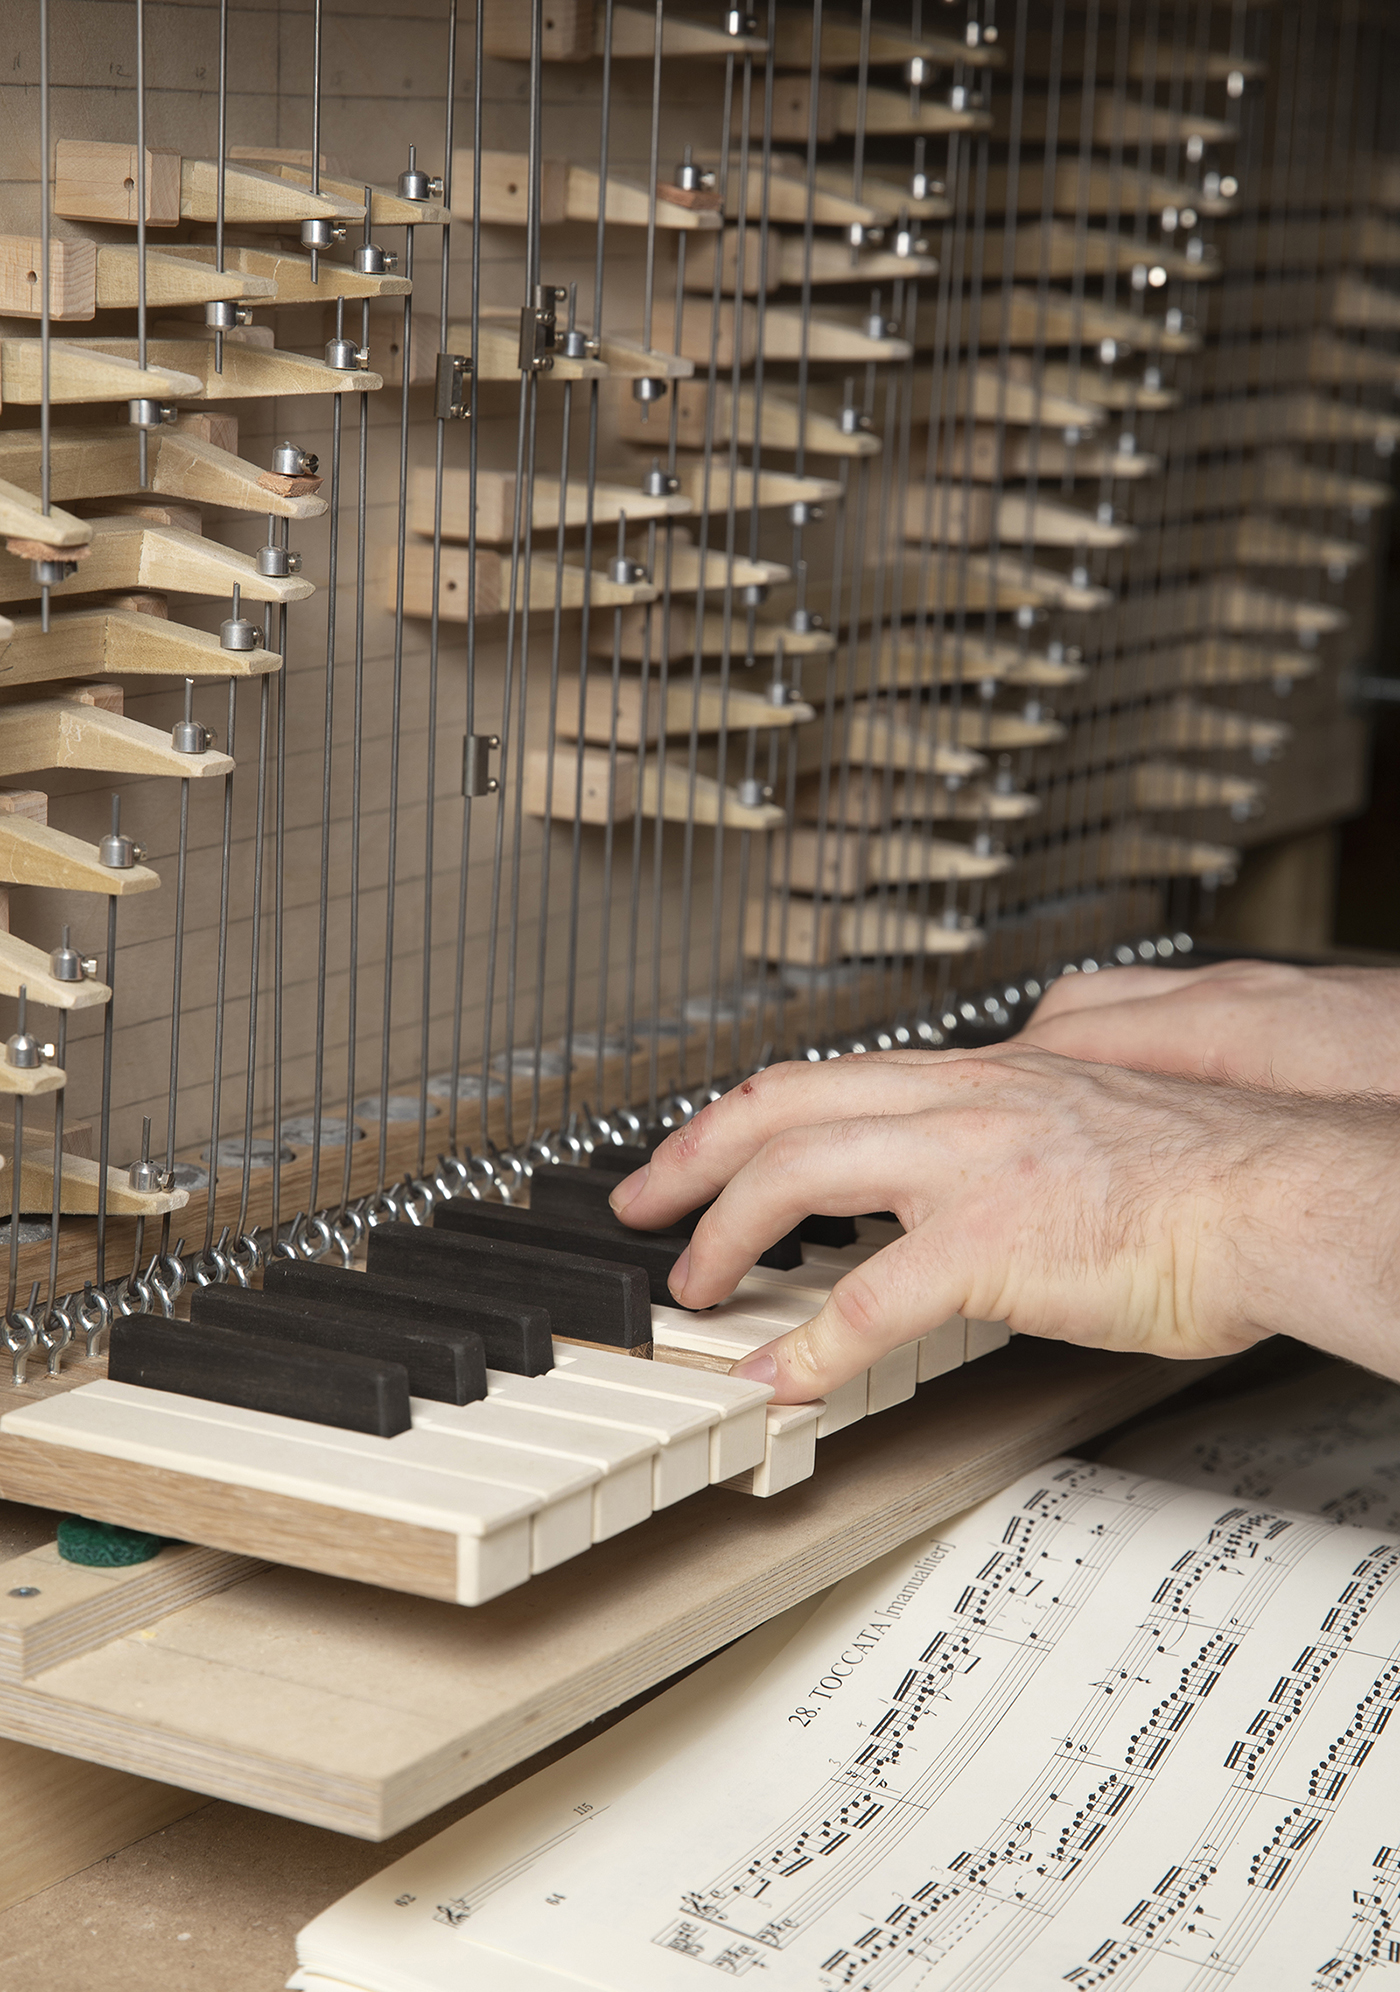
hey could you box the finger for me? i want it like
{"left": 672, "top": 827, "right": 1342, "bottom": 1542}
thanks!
{"left": 609, "top": 1050, "right": 993, "bottom": 1233}
{"left": 1024, "top": 966, "right": 1186, "bottom": 1028}
{"left": 728, "top": 1226, "right": 972, "bottom": 1401}
{"left": 672, "top": 1103, "right": 987, "bottom": 1307}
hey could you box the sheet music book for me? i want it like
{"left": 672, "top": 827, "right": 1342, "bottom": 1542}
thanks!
{"left": 291, "top": 1360, "right": 1400, "bottom": 1992}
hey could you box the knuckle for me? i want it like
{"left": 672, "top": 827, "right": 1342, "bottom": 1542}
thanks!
{"left": 828, "top": 1275, "right": 883, "bottom": 1344}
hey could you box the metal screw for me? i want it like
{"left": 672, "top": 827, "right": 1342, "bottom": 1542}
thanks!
{"left": 7, "top": 1587, "right": 38, "bottom": 1599}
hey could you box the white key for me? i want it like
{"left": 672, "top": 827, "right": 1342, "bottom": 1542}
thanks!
{"left": 727, "top": 1275, "right": 824, "bottom": 1328}
{"left": 856, "top": 1218, "right": 902, "bottom": 1248}
{"left": 484, "top": 1370, "right": 712, "bottom": 1507}
{"left": 745, "top": 1402, "right": 822, "bottom": 1497}
{"left": 816, "top": 1372, "right": 868, "bottom": 1438}
{"left": 651, "top": 1304, "right": 873, "bottom": 1445}
{"left": 743, "top": 1260, "right": 836, "bottom": 1295}
{"left": 414, "top": 1397, "right": 654, "bottom": 1541}
{"left": 550, "top": 1349, "right": 770, "bottom": 1480}
{"left": 966, "top": 1318, "right": 1012, "bottom": 1360}
{"left": 801, "top": 1240, "right": 881, "bottom": 1269}
{"left": 917, "top": 1315, "right": 966, "bottom": 1382}
{"left": 402, "top": 1408, "right": 596, "bottom": 1574}
{"left": 867, "top": 1340, "right": 919, "bottom": 1413}
{"left": 1, "top": 1381, "right": 535, "bottom": 1606}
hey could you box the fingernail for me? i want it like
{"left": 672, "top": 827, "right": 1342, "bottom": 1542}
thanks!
{"left": 732, "top": 1351, "right": 777, "bottom": 1386}
{"left": 608, "top": 1165, "right": 649, "bottom": 1215}
{"left": 667, "top": 1246, "right": 690, "bottom": 1298}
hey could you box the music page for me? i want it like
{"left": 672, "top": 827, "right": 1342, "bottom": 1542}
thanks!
{"left": 293, "top": 1452, "right": 1400, "bottom": 1992}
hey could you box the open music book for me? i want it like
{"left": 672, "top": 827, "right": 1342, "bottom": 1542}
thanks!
{"left": 290, "top": 1359, "right": 1400, "bottom": 1992}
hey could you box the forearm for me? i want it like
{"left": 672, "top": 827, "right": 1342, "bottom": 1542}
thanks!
{"left": 1230, "top": 1095, "right": 1400, "bottom": 1378}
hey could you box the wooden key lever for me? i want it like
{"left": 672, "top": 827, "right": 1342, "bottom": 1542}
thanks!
{"left": 0, "top": 684, "right": 234, "bottom": 783}
{"left": 0, "top": 606, "right": 282, "bottom": 692}
{"left": 0, "top": 928, "right": 109, "bottom": 1011}
{"left": 0, "top": 1140, "right": 187, "bottom": 1217}
{"left": 0, "top": 518, "right": 315, "bottom": 609}
{"left": 0, "top": 427, "right": 329, "bottom": 523}
{"left": 0, "top": 988, "right": 64, "bottom": 1099}
{"left": 54, "top": 140, "right": 365, "bottom": 229}
{"left": 0, "top": 796, "right": 161, "bottom": 897}
{"left": 0, "top": 234, "right": 278, "bottom": 318}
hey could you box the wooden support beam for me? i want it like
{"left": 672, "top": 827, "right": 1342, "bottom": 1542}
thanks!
{"left": 782, "top": 826, "right": 1013, "bottom": 895}
{"left": 0, "top": 518, "right": 315, "bottom": 609}
{"left": 0, "top": 931, "right": 109, "bottom": 1010}
{"left": 0, "top": 427, "right": 327, "bottom": 522}
{"left": 408, "top": 467, "right": 691, "bottom": 544}
{"left": 229, "top": 156, "right": 448, "bottom": 228}
{"left": 0, "top": 238, "right": 97, "bottom": 320}
{"left": 66, "top": 334, "right": 381, "bottom": 400}
{"left": 797, "top": 707, "right": 987, "bottom": 781}
{"left": 1000, "top": 97, "right": 1237, "bottom": 148}
{"left": 683, "top": 229, "right": 937, "bottom": 293}
{"left": 901, "top": 483, "right": 1135, "bottom": 549}
{"left": 978, "top": 223, "right": 1218, "bottom": 284}
{"left": 615, "top": 378, "right": 882, "bottom": 458}
{"left": 982, "top": 160, "right": 1237, "bottom": 220}
{"left": 52, "top": 141, "right": 183, "bottom": 226}
{"left": 91, "top": 246, "right": 277, "bottom": 312}
{"left": 0, "top": 697, "right": 234, "bottom": 782}
{"left": 767, "top": 551, "right": 1112, "bottom": 625}
{"left": 595, "top": 604, "right": 837, "bottom": 664}
{"left": 0, "top": 817, "right": 160, "bottom": 896}
{"left": 149, "top": 242, "right": 410, "bottom": 305}
{"left": 178, "top": 157, "right": 362, "bottom": 226}
{"left": 524, "top": 748, "right": 786, "bottom": 827}
{"left": 966, "top": 285, "right": 1200, "bottom": 355}
{"left": 0, "top": 608, "right": 280, "bottom": 690}
{"left": 744, "top": 896, "right": 983, "bottom": 964}
{"left": 0, "top": 1142, "right": 186, "bottom": 1218}
{"left": 1010, "top": 825, "right": 1239, "bottom": 903}
{"left": 602, "top": 5, "right": 766, "bottom": 56}
{"left": 0, "top": 342, "right": 199, "bottom": 407}
{"left": 673, "top": 461, "right": 842, "bottom": 513}
{"left": 565, "top": 167, "right": 722, "bottom": 231}
{"left": 399, "top": 544, "right": 658, "bottom": 621}
{"left": 553, "top": 673, "right": 815, "bottom": 743}
{"left": 906, "top": 365, "right": 1105, "bottom": 432}
{"left": 835, "top": 84, "right": 993, "bottom": 136}
{"left": 826, "top": 631, "right": 1086, "bottom": 696}
{"left": 935, "top": 426, "right": 1158, "bottom": 484}
{"left": 1129, "top": 760, "right": 1264, "bottom": 813}
{"left": 594, "top": 335, "right": 693, "bottom": 381}
{"left": 626, "top": 536, "right": 787, "bottom": 595}
{"left": 796, "top": 772, "right": 1041, "bottom": 826}
{"left": 0, "top": 481, "right": 91, "bottom": 552}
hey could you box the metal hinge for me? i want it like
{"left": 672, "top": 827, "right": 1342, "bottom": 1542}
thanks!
{"left": 436, "top": 352, "right": 472, "bottom": 421}
{"left": 463, "top": 734, "right": 500, "bottom": 797}
{"left": 519, "top": 285, "right": 567, "bottom": 374}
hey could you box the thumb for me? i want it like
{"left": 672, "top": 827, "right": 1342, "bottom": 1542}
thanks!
{"left": 730, "top": 1229, "right": 967, "bottom": 1402}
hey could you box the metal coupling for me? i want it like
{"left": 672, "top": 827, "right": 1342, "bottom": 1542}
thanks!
{"left": 865, "top": 310, "right": 897, "bottom": 339}
{"left": 435, "top": 353, "right": 472, "bottom": 421}
{"left": 607, "top": 554, "right": 648, "bottom": 586}
{"left": 905, "top": 55, "right": 933, "bottom": 86}
{"left": 766, "top": 679, "right": 794, "bottom": 707}
{"left": 300, "top": 217, "right": 347, "bottom": 250}
{"left": 632, "top": 376, "right": 669, "bottom": 404}
{"left": 98, "top": 826, "right": 144, "bottom": 870}
{"left": 272, "top": 441, "right": 319, "bottom": 477}
{"left": 674, "top": 160, "right": 717, "bottom": 194}
{"left": 563, "top": 327, "right": 601, "bottom": 360}
{"left": 398, "top": 166, "right": 445, "bottom": 202}
{"left": 128, "top": 398, "right": 176, "bottom": 430}
{"left": 739, "top": 583, "right": 769, "bottom": 608}
{"left": 6, "top": 998, "right": 53, "bottom": 1069}
{"left": 838, "top": 405, "right": 873, "bottom": 435}
{"left": 910, "top": 169, "right": 943, "bottom": 201}
{"left": 892, "top": 226, "right": 928, "bottom": 259}
{"left": 48, "top": 930, "right": 96, "bottom": 983}
{"left": 128, "top": 1157, "right": 174, "bottom": 1194}
{"left": 255, "top": 544, "right": 303, "bottom": 577}
{"left": 735, "top": 777, "right": 772, "bottom": 809}
{"left": 724, "top": 6, "right": 757, "bottom": 33}
{"left": 220, "top": 583, "right": 264, "bottom": 654}
{"left": 463, "top": 734, "right": 500, "bottom": 798}
{"left": 788, "top": 499, "right": 822, "bottom": 526}
{"left": 30, "top": 557, "right": 78, "bottom": 588}
{"left": 205, "top": 300, "right": 252, "bottom": 329}
{"left": 171, "top": 716, "right": 213, "bottom": 754}
{"left": 325, "top": 334, "right": 369, "bottom": 371}
{"left": 788, "top": 605, "right": 823, "bottom": 633}
{"left": 641, "top": 464, "right": 680, "bottom": 498}
{"left": 353, "top": 242, "right": 399, "bottom": 274}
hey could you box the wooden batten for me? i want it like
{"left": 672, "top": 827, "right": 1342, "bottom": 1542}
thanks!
{"left": 0, "top": 518, "right": 315, "bottom": 610}
{"left": 1129, "top": 759, "right": 1265, "bottom": 813}
{"left": 407, "top": 466, "right": 692, "bottom": 543}
{"left": 0, "top": 697, "right": 234, "bottom": 783}
{"left": 0, "top": 816, "right": 161, "bottom": 895}
{"left": 91, "top": 246, "right": 277, "bottom": 311}
{"left": 0, "top": 428, "right": 328, "bottom": 522}
{"left": 398, "top": 543, "right": 658, "bottom": 621}
{"left": 614, "top": 379, "right": 882, "bottom": 458}
{"left": 150, "top": 241, "right": 410, "bottom": 304}
{"left": 596, "top": 604, "right": 837, "bottom": 663}
{"left": 552, "top": 673, "right": 815, "bottom": 743}
{"left": 781, "top": 825, "right": 1012, "bottom": 895}
{"left": 0, "top": 930, "right": 110, "bottom": 1009}
{"left": 743, "top": 895, "right": 983, "bottom": 964}
{"left": 565, "top": 168, "right": 722, "bottom": 231}
{"left": 901, "top": 483, "right": 1134, "bottom": 550}
{"left": 0, "top": 479, "right": 92, "bottom": 551}
{"left": 0, "top": 1143, "right": 187, "bottom": 1218}
{"left": 0, "top": 609, "right": 281, "bottom": 689}
{"left": 602, "top": 5, "right": 766, "bottom": 56}
{"left": 53, "top": 141, "right": 183, "bottom": 226}
{"left": 0, "top": 236, "right": 97, "bottom": 320}
{"left": 0, "top": 341, "right": 199, "bottom": 407}
{"left": 966, "top": 286, "right": 1200, "bottom": 356}
{"left": 525, "top": 747, "right": 785, "bottom": 828}
{"left": 62, "top": 334, "right": 381, "bottom": 401}
{"left": 835, "top": 84, "right": 992, "bottom": 137}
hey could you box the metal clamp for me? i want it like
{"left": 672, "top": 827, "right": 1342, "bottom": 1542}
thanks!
{"left": 256, "top": 543, "right": 303, "bottom": 577}
{"left": 220, "top": 582, "right": 264, "bottom": 655}
{"left": 325, "top": 333, "right": 370, "bottom": 371}
{"left": 463, "top": 733, "right": 500, "bottom": 798}
{"left": 353, "top": 242, "right": 399, "bottom": 275}
{"left": 519, "top": 285, "right": 568, "bottom": 374}
{"left": 272, "top": 441, "right": 319, "bottom": 478}
{"left": 205, "top": 300, "right": 253, "bottom": 330}
{"left": 301, "top": 217, "right": 347, "bottom": 250}
{"left": 128, "top": 398, "right": 177, "bottom": 430}
{"left": 49, "top": 927, "right": 96, "bottom": 984}
{"left": 435, "top": 352, "right": 472, "bottom": 422}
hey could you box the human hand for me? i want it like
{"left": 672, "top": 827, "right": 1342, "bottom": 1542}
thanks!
{"left": 1016, "top": 960, "right": 1400, "bottom": 1097}
{"left": 609, "top": 1049, "right": 1400, "bottom": 1400}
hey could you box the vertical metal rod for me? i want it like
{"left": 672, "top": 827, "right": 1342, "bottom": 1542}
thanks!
{"left": 6, "top": 994, "right": 24, "bottom": 1322}
{"left": 159, "top": 769, "right": 192, "bottom": 1265}
{"left": 309, "top": 0, "right": 324, "bottom": 281}
{"left": 38, "top": 0, "right": 52, "bottom": 631}
{"left": 45, "top": 994, "right": 67, "bottom": 1326}
{"left": 342, "top": 335, "right": 370, "bottom": 1214}
{"left": 269, "top": 562, "right": 289, "bottom": 1248}
{"left": 95, "top": 808, "right": 120, "bottom": 1290}
{"left": 136, "top": 0, "right": 149, "bottom": 488}
{"left": 214, "top": 0, "right": 228, "bottom": 371}
{"left": 309, "top": 383, "right": 344, "bottom": 1217}
{"left": 237, "top": 663, "right": 270, "bottom": 1249}
{"left": 376, "top": 218, "right": 417, "bottom": 1187}
{"left": 202, "top": 678, "right": 237, "bottom": 1257}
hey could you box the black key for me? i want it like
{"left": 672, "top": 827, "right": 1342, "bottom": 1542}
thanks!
{"left": 432, "top": 1198, "right": 694, "bottom": 1308}
{"left": 800, "top": 1215, "right": 859, "bottom": 1249}
{"left": 529, "top": 1166, "right": 804, "bottom": 1271}
{"left": 190, "top": 1285, "right": 487, "bottom": 1406}
{"left": 369, "top": 1220, "right": 652, "bottom": 1350}
{"left": 261, "top": 1260, "right": 554, "bottom": 1377}
{"left": 588, "top": 1141, "right": 657, "bottom": 1173}
{"left": 107, "top": 1312, "right": 411, "bottom": 1438}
